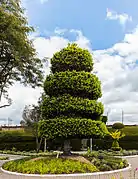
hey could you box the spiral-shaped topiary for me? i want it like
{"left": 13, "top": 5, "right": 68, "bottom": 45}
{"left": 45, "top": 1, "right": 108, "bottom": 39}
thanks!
{"left": 39, "top": 43, "right": 108, "bottom": 140}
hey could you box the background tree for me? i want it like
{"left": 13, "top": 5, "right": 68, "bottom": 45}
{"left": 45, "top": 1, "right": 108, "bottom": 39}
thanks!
{"left": 0, "top": 0, "right": 43, "bottom": 108}
{"left": 21, "top": 105, "right": 43, "bottom": 153}
{"left": 39, "top": 43, "right": 109, "bottom": 155}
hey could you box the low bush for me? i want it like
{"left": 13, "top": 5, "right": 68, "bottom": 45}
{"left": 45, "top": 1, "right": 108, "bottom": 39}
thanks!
{"left": 0, "top": 150, "right": 55, "bottom": 156}
{"left": 0, "top": 141, "right": 36, "bottom": 151}
{"left": 3, "top": 157, "right": 99, "bottom": 174}
{"left": 0, "top": 156, "right": 9, "bottom": 160}
{"left": 111, "top": 147, "right": 122, "bottom": 151}
{"left": 84, "top": 151, "right": 128, "bottom": 171}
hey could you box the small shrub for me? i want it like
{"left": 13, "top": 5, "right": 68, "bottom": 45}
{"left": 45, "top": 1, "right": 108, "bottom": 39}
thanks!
{"left": 112, "top": 123, "right": 124, "bottom": 130}
{"left": 111, "top": 147, "right": 122, "bottom": 151}
{"left": 84, "top": 150, "right": 128, "bottom": 171}
{"left": 98, "top": 164, "right": 112, "bottom": 171}
{"left": 0, "top": 156, "right": 9, "bottom": 160}
{"left": 12, "top": 147, "right": 17, "bottom": 152}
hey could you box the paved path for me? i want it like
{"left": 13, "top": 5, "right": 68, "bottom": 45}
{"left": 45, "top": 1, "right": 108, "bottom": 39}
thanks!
{"left": 0, "top": 154, "right": 137, "bottom": 179}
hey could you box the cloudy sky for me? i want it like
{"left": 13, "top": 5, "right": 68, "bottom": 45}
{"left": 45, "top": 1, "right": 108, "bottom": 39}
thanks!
{"left": 1, "top": 0, "right": 138, "bottom": 125}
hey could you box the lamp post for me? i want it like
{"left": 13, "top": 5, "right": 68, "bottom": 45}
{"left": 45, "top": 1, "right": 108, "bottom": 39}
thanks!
{"left": 90, "top": 138, "right": 93, "bottom": 152}
{"left": 121, "top": 109, "right": 124, "bottom": 124}
{"left": 106, "top": 108, "right": 111, "bottom": 125}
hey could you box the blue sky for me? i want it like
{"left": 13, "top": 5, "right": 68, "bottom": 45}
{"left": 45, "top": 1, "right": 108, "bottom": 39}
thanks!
{"left": 1, "top": 0, "right": 138, "bottom": 125}
{"left": 24, "top": 0, "right": 137, "bottom": 50}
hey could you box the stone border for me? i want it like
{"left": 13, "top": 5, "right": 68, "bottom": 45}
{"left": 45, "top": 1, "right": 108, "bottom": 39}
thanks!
{"left": 1, "top": 163, "right": 131, "bottom": 177}
{"left": 123, "top": 155, "right": 138, "bottom": 158}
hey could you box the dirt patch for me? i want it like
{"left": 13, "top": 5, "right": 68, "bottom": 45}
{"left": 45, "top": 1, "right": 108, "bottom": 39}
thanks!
{"left": 30, "top": 157, "right": 45, "bottom": 161}
{"left": 60, "top": 155, "right": 92, "bottom": 165}
{"left": 29, "top": 155, "right": 91, "bottom": 165}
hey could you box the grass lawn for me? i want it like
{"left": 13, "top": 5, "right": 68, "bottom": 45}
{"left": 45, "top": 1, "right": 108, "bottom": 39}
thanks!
{"left": 108, "top": 125, "right": 138, "bottom": 136}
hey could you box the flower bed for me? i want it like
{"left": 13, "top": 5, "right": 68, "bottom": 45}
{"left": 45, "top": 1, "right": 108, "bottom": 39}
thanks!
{"left": 2, "top": 152, "right": 129, "bottom": 174}
{"left": 3, "top": 156, "right": 98, "bottom": 174}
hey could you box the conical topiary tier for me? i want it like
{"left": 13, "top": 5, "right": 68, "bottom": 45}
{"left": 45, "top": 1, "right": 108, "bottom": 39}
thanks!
{"left": 39, "top": 43, "right": 109, "bottom": 150}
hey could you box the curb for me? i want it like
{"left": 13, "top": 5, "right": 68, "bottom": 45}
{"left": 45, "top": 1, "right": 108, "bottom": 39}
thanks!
{"left": 122, "top": 155, "right": 138, "bottom": 158}
{"left": 1, "top": 163, "right": 131, "bottom": 177}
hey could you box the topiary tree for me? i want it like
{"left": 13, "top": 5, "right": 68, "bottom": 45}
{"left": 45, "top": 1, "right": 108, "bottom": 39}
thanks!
{"left": 109, "top": 130, "right": 125, "bottom": 151}
{"left": 39, "top": 43, "right": 109, "bottom": 155}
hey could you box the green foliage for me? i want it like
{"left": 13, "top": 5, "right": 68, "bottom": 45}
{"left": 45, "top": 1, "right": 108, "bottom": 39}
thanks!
{"left": 3, "top": 157, "right": 99, "bottom": 174}
{"left": 109, "top": 130, "right": 125, "bottom": 140}
{"left": 84, "top": 151, "right": 128, "bottom": 171}
{"left": 0, "top": 130, "right": 34, "bottom": 142}
{"left": 41, "top": 94, "right": 103, "bottom": 119}
{"left": 51, "top": 43, "right": 93, "bottom": 73}
{"left": 40, "top": 44, "right": 108, "bottom": 141}
{"left": 22, "top": 105, "right": 43, "bottom": 152}
{"left": 39, "top": 118, "right": 109, "bottom": 139}
{"left": 112, "top": 140, "right": 120, "bottom": 148}
{"left": 112, "top": 123, "right": 124, "bottom": 130}
{"left": 0, "top": 0, "right": 43, "bottom": 108}
{"left": 44, "top": 71, "right": 102, "bottom": 99}
{"left": 101, "top": 116, "right": 108, "bottom": 124}
{"left": 121, "top": 126, "right": 138, "bottom": 136}
{"left": 110, "top": 130, "right": 125, "bottom": 151}
{"left": 0, "top": 156, "right": 9, "bottom": 160}
{"left": 0, "top": 130, "right": 35, "bottom": 151}
{"left": 111, "top": 140, "right": 122, "bottom": 151}
{"left": 0, "top": 150, "right": 56, "bottom": 156}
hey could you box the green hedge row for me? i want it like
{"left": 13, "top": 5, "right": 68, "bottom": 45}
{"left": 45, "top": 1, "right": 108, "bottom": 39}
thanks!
{"left": 0, "top": 141, "right": 36, "bottom": 151}
{"left": 91, "top": 136, "right": 138, "bottom": 150}
{"left": 44, "top": 70, "right": 101, "bottom": 100}
{"left": 51, "top": 43, "right": 93, "bottom": 73}
{"left": 0, "top": 131, "right": 35, "bottom": 143}
{"left": 41, "top": 94, "right": 104, "bottom": 119}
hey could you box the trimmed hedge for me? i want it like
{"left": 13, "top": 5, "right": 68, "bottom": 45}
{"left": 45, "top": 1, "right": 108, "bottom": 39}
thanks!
{"left": 41, "top": 94, "right": 104, "bottom": 119}
{"left": 90, "top": 136, "right": 138, "bottom": 150}
{"left": 44, "top": 71, "right": 102, "bottom": 100}
{"left": 0, "top": 141, "right": 36, "bottom": 151}
{"left": 112, "top": 123, "right": 124, "bottom": 130}
{"left": 39, "top": 118, "right": 109, "bottom": 139}
{"left": 0, "top": 130, "right": 36, "bottom": 151}
{"left": 51, "top": 43, "right": 93, "bottom": 73}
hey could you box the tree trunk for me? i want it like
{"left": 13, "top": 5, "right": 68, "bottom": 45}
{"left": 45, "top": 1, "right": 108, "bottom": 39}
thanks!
{"left": 63, "top": 139, "right": 71, "bottom": 155}
{"left": 36, "top": 137, "right": 39, "bottom": 153}
{"left": 44, "top": 138, "right": 47, "bottom": 152}
{"left": 36, "top": 137, "right": 43, "bottom": 153}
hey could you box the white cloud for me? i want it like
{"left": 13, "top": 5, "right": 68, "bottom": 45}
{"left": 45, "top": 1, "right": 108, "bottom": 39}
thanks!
{"left": 40, "top": 0, "right": 48, "bottom": 4}
{"left": 54, "top": 27, "right": 68, "bottom": 35}
{"left": 106, "top": 8, "right": 132, "bottom": 26}
{"left": 1, "top": 27, "right": 138, "bottom": 125}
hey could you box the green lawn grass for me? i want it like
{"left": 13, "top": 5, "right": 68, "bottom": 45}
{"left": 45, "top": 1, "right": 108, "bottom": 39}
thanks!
{"left": 108, "top": 126, "right": 138, "bottom": 136}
